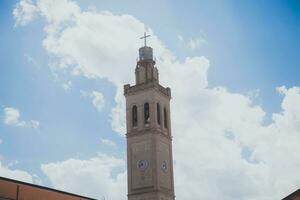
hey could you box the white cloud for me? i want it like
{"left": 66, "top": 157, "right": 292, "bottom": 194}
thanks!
{"left": 37, "top": 0, "right": 80, "bottom": 25}
{"left": 188, "top": 37, "right": 206, "bottom": 49}
{"left": 7, "top": 160, "right": 19, "bottom": 168}
{"left": 63, "top": 81, "right": 72, "bottom": 91}
{"left": 3, "top": 107, "right": 20, "bottom": 125}
{"left": 41, "top": 154, "right": 126, "bottom": 200}
{"left": 79, "top": 90, "right": 89, "bottom": 98}
{"left": 0, "top": 139, "right": 2, "bottom": 144}
{"left": 14, "top": 0, "right": 300, "bottom": 199}
{"left": 80, "top": 90, "right": 105, "bottom": 112}
{"left": 3, "top": 107, "right": 40, "bottom": 129}
{"left": 177, "top": 34, "right": 206, "bottom": 50}
{"left": 24, "top": 53, "right": 39, "bottom": 68}
{"left": 0, "top": 161, "right": 33, "bottom": 183}
{"left": 247, "top": 89, "right": 260, "bottom": 100}
{"left": 92, "top": 91, "right": 105, "bottom": 112}
{"left": 100, "top": 138, "right": 116, "bottom": 148}
{"left": 170, "top": 86, "right": 300, "bottom": 200}
{"left": 177, "top": 34, "right": 184, "bottom": 42}
{"left": 31, "top": 0, "right": 178, "bottom": 134}
{"left": 13, "top": 0, "right": 39, "bottom": 27}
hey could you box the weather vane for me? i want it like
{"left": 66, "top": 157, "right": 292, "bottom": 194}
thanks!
{"left": 140, "top": 32, "right": 150, "bottom": 47}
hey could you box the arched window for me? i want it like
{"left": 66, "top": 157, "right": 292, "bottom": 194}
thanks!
{"left": 144, "top": 103, "right": 150, "bottom": 124}
{"left": 132, "top": 105, "right": 138, "bottom": 127}
{"left": 157, "top": 103, "right": 161, "bottom": 125}
{"left": 164, "top": 107, "right": 168, "bottom": 129}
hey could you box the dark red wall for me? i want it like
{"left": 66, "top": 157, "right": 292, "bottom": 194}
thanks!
{"left": 0, "top": 178, "right": 91, "bottom": 200}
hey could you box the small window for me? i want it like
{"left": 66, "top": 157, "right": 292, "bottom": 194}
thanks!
{"left": 132, "top": 105, "right": 138, "bottom": 127}
{"left": 164, "top": 107, "right": 168, "bottom": 129}
{"left": 157, "top": 103, "right": 161, "bottom": 125}
{"left": 144, "top": 103, "right": 150, "bottom": 124}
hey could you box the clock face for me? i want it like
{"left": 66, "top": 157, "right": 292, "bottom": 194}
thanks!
{"left": 161, "top": 160, "right": 167, "bottom": 173}
{"left": 137, "top": 160, "right": 149, "bottom": 171}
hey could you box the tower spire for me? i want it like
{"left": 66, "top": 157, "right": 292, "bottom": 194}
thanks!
{"left": 140, "top": 32, "right": 150, "bottom": 47}
{"left": 138, "top": 32, "right": 154, "bottom": 61}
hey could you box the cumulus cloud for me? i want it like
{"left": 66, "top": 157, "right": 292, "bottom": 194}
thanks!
{"left": 171, "top": 85, "right": 300, "bottom": 200}
{"left": 3, "top": 107, "right": 40, "bottom": 129}
{"left": 0, "top": 161, "right": 33, "bottom": 183}
{"left": 41, "top": 154, "right": 126, "bottom": 200}
{"left": 13, "top": 0, "right": 300, "bottom": 199}
{"left": 13, "top": 0, "right": 39, "bottom": 27}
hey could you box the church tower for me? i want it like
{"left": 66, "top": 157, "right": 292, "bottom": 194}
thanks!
{"left": 124, "top": 33, "right": 175, "bottom": 200}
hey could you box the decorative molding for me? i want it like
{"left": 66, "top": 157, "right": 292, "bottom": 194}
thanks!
{"left": 124, "top": 82, "right": 171, "bottom": 99}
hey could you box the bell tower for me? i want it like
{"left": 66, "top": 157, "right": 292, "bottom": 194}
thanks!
{"left": 124, "top": 33, "right": 175, "bottom": 200}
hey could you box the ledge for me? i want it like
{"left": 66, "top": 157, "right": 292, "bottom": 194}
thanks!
{"left": 124, "top": 82, "right": 171, "bottom": 99}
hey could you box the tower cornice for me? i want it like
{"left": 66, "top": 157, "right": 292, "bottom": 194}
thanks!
{"left": 124, "top": 82, "right": 171, "bottom": 99}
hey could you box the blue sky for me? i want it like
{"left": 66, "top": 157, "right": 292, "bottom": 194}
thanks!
{"left": 0, "top": 0, "right": 300, "bottom": 199}
{"left": 1, "top": 0, "right": 124, "bottom": 180}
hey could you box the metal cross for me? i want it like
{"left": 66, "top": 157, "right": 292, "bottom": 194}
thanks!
{"left": 140, "top": 32, "right": 151, "bottom": 46}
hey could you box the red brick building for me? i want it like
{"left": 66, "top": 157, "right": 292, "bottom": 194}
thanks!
{"left": 282, "top": 189, "right": 300, "bottom": 200}
{"left": 0, "top": 176, "right": 95, "bottom": 200}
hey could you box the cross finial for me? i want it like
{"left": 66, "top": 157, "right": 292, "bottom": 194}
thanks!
{"left": 140, "top": 32, "right": 151, "bottom": 47}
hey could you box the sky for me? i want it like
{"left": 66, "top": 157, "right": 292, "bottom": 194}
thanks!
{"left": 0, "top": 0, "right": 300, "bottom": 199}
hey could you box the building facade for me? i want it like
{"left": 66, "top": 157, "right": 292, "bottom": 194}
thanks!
{"left": 124, "top": 43, "right": 175, "bottom": 200}
{"left": 282, "top": 189, "right": 300, "bottom": 200}
{"left": 0, "top": 176, "right": 95, "bottom": 200}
